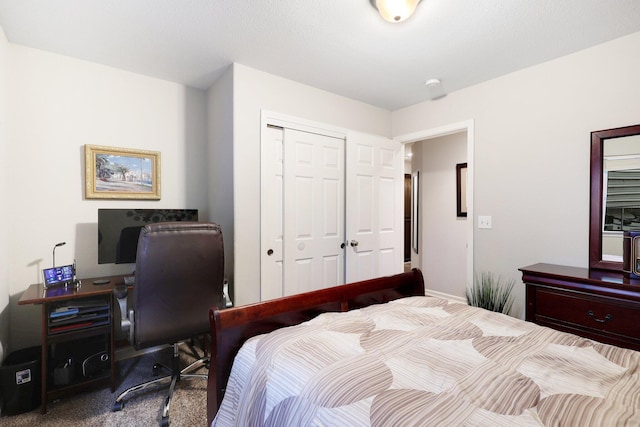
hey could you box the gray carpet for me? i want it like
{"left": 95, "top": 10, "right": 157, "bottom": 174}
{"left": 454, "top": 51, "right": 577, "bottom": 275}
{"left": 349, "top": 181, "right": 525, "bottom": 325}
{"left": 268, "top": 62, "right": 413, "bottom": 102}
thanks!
{"left": 1, "top": 343, "right": 208, "bottom": 426}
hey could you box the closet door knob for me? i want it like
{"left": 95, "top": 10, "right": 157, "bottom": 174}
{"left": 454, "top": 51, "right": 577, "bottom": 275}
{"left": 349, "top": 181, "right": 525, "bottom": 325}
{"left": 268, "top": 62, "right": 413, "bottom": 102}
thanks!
{"left": 267, "top": 249, "right": 274, "bottom": 256}
{"left": 350, "top": 240, "right": 359, "bottom": 247}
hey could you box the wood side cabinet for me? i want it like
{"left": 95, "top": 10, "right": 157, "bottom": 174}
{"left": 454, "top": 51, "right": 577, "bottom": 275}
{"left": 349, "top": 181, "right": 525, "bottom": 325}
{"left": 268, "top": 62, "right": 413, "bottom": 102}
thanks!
{"left": 520, "top": 263, "right": 640, "bottom": 351}
{"left": 18, "top": 276, "right": 126, "bottom": 413}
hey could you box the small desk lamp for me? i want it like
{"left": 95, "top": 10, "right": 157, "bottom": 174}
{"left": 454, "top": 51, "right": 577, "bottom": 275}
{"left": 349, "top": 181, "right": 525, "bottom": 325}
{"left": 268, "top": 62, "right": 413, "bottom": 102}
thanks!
{"left": 53, "top": 241, "right": 66, "bottom": 267}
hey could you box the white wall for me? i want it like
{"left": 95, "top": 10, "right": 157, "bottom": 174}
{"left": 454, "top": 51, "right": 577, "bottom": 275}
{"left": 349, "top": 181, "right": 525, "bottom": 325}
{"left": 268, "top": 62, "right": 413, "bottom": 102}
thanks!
{"left": 392, "top": 31, "right": 640, "bottom": 317}
{"left": 206, "top": 66, "right": 235, "bottom": 301}
{"left": 0, "top": 27, "right": 9, "bottom": 361}
{"left": 7, "top": 45, "right": 209, "bottom": 350}
{"left": 230, "top": 63, "right": 392, "bottom": 306}
{"left": 411, "top": 132, "right": 467, "bottom": 298}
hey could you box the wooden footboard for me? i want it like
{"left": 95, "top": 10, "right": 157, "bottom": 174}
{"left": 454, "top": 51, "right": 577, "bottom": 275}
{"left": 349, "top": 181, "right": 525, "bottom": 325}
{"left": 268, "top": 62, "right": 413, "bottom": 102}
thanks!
{"left": 206, "top": 268, "right": 424, "bottom": 424}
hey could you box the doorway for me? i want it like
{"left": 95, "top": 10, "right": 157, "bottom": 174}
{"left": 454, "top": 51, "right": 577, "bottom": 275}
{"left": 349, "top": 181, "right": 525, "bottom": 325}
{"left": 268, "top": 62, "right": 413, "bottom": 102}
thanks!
{"left": 397, "top": 120, "right": 474, "bottom": 298}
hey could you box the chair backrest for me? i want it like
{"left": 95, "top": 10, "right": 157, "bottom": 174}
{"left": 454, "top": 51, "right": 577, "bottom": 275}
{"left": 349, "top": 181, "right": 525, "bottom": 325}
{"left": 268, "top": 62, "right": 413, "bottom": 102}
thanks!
{"left": 133, "top": 222, "right": 225, "bottom": 350}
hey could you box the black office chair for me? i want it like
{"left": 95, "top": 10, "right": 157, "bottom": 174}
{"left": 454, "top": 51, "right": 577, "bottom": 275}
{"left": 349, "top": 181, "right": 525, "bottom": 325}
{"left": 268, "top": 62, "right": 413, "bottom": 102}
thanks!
{"left": 112, "top": 222, "right": 225, "bottom": 426}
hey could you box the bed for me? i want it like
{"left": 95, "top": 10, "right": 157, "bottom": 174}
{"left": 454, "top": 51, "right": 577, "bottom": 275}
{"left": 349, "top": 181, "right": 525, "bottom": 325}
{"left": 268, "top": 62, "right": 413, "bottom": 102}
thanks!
{"left": 207, "top": 269, "right": 640, "bottom": 426}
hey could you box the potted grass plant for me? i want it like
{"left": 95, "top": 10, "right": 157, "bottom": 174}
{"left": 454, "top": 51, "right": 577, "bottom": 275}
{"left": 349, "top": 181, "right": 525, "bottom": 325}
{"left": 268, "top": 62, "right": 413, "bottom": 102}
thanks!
{"left": 465, "top": 271, "right": 515, "bottom": 315}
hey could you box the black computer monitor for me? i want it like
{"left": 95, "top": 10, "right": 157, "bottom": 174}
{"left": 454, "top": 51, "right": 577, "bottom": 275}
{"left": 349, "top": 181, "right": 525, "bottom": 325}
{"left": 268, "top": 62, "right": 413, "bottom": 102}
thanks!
{"left": 97, "top": 208, "right": 198, "bottom": 264}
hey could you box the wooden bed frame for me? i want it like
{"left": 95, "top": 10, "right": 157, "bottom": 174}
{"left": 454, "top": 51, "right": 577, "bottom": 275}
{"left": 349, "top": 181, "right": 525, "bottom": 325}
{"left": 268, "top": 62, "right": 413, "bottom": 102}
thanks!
{"left": 206, "top": 268, "right": 425, "bottom": 424}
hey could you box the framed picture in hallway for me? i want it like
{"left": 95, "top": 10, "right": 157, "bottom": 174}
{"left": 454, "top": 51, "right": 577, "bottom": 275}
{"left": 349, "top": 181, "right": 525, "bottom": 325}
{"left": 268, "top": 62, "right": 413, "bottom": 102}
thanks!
{"left": 85, "top": 145, "right": 161, "bottom": 200}
{"left": 411, "top": 171, "right": 419, "bottom": 254}
{"left": 456, "top": 162, "right": 467, "bottom": 217}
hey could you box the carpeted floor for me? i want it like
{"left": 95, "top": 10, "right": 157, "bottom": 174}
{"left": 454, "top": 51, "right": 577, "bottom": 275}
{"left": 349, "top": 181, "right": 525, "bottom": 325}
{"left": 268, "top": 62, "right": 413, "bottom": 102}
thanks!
{"left": 1, "top": 343, "right": 208, "bottom": 426}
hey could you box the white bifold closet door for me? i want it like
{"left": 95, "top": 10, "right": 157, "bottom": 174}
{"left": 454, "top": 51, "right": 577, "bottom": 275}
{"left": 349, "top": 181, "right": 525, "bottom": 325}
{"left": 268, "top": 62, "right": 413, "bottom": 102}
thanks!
{"left": 282, "top": 127, "right": 346, "bottom": 296}
{"left": 261, "top": 125, "right": 403, "bottom": 300}
{"left": 261, "top": 126, "right": 345, "bottom": 299}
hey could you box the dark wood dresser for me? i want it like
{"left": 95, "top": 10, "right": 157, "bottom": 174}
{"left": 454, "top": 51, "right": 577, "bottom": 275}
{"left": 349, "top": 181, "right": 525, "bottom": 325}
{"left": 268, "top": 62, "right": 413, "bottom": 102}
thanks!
{"left": 520, "top": 263, "right": 640, "bottom": 351}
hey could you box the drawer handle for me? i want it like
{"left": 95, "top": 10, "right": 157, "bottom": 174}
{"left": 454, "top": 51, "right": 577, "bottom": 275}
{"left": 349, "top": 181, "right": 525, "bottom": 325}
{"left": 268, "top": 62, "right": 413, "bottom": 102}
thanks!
{"left": 587, "top": 310, "right": 613, "bottom": 324}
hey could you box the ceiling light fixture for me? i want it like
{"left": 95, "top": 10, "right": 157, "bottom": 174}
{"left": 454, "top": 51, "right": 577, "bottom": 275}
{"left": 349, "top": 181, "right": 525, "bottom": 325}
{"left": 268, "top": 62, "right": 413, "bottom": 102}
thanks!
{"left": 370, "top": 0, "right": 422, "bottom": 23}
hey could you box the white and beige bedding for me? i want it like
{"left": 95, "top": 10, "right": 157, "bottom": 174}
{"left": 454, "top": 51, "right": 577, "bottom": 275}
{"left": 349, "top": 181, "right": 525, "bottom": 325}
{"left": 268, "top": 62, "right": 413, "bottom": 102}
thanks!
{"left": 213, "top": 296, "right": 640, "bottom": 426}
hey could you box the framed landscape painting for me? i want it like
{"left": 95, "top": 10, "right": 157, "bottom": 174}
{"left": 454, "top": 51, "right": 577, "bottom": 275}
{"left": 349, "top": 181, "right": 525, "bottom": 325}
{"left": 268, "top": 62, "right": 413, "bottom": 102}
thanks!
{"left": 85, "top": 145, "right": 161, "bottom": 200}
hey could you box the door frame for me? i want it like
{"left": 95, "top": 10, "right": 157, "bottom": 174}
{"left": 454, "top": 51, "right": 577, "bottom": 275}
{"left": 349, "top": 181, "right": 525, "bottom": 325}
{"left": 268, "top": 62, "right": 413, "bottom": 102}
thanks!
{"left": 259, "top": 110, "right": 404, "bottom": 297}
{"left": 394, "top": 120, "right": 475, "bottom": 290}
{"left": 261, "top": 110, "right": 346, "bottom": 140}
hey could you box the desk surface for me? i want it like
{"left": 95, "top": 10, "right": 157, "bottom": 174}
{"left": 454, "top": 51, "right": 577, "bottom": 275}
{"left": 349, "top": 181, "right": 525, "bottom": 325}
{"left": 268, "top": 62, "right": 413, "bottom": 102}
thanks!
{"left": 19, "top": 274, "right": 130, "bottom": 305}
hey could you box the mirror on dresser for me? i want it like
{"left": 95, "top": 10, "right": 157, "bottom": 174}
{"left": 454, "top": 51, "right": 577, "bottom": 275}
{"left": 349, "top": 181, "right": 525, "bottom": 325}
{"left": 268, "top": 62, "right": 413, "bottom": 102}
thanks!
{"left": 589, "top": 123, "right": 640, "bottom": 272}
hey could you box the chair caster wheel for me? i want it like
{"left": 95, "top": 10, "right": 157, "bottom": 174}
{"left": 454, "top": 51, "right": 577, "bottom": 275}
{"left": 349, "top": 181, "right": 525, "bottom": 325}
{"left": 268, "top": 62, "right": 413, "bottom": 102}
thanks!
{"left": 112, "top": 401, "right": 124, "bottom": 412}
{"left": 160, "top": 416, "right": 170, "bottom": 426}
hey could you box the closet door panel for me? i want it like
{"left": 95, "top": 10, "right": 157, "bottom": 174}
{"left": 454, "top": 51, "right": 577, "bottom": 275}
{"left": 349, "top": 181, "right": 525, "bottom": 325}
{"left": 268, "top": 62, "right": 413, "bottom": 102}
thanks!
{"left": 346, "top": 132, "right": 404, "bottom": 282}
{"left": 283, "top": 128, "right": 345, "bottom": 295}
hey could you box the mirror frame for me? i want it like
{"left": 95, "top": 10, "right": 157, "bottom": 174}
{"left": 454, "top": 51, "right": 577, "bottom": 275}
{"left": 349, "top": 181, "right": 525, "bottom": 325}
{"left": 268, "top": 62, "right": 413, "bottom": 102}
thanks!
{"left": 590, "top": 123, "right": 640, "bottom": 272}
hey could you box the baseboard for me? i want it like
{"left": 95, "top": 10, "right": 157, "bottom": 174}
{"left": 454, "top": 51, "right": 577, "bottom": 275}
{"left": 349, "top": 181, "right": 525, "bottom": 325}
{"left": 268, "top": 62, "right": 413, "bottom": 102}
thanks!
{"left": 424, "top": 289, "right": 467, "bottom": 304}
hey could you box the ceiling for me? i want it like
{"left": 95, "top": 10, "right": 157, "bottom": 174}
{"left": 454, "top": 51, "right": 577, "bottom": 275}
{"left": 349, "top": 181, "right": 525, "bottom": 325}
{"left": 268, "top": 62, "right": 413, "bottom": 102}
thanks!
{"left": 1, "top": 0, "right": 639, "bottom": 111}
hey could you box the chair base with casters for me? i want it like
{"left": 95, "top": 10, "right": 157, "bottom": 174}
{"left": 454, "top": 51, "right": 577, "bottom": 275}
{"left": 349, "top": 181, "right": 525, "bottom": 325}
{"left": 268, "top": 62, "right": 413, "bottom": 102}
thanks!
{"left": 112, "top": 340, "right": 209, "bottom": 427}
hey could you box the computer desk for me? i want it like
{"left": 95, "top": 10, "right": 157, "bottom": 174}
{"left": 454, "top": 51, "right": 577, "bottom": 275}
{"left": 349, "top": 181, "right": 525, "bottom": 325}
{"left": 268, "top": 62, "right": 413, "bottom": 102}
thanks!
{"left": 18, "top": 274, "right": 130, "bottom": 414}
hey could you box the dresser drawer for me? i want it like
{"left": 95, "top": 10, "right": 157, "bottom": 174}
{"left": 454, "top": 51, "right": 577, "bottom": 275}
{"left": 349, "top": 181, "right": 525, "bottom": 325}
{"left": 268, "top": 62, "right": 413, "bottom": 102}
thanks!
{"left": 535, "top": 287, "right": 640, "bottom": 338}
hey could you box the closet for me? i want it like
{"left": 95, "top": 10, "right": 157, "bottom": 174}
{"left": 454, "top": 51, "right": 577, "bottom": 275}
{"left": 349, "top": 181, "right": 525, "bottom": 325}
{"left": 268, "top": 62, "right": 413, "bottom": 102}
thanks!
{"left": 260, "top": 117, "right": 404, "bottom": 300}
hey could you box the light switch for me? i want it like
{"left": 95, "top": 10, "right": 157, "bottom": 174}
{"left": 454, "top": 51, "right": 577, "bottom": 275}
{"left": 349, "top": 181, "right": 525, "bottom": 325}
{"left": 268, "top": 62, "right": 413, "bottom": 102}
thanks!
{"left": 478, "top": 216, "right": 492, "bottom": 229}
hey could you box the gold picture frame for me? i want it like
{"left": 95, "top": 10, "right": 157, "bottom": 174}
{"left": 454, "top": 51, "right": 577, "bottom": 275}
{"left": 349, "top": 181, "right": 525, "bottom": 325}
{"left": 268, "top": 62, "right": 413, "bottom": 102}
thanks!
{"left": 85, "top": 145, "right": 161, "bottom": 200}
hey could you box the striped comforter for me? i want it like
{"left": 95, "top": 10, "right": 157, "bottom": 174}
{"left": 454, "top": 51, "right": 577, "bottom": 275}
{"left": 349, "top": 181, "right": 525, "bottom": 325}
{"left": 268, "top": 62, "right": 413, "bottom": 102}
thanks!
{"left": 212, "top": 297, "right": 640, "bottom": 426}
